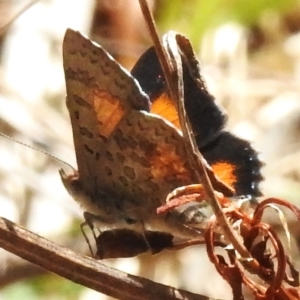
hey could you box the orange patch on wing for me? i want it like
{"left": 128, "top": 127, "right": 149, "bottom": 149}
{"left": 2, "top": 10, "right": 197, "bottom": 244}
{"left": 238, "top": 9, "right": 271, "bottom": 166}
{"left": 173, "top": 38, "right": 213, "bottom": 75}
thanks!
{"left": 211, "top": 161, "right": 237, "bottom": 189}
{"left": 93, "top": 89, "right": 125, "bottom": 138}
{"left": 151, "top": 93, "right": 181, "bottom": 129}
{"left": 149, "top": 141, "right": 192, "bottom": 182}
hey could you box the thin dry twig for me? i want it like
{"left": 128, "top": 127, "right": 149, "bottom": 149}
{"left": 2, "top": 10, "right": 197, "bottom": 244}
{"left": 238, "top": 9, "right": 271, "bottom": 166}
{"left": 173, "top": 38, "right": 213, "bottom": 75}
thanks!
{"left": 0, "top": 216, "right": 214, "bottom": 300}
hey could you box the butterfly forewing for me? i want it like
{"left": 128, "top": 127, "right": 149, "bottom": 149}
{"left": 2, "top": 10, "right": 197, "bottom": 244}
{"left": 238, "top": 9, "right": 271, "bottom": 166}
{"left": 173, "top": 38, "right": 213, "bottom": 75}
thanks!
{"left": 62, "top": 29, "right": 197, "bottom": 232}
{"left": 63, "top": 29, "right": 149, "bottom": 193}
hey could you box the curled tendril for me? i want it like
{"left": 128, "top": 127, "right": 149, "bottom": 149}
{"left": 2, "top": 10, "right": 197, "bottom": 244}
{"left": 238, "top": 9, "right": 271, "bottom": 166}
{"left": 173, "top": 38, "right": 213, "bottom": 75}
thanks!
{"left": 158, "top": 188, "right": 300, "bottom": 299}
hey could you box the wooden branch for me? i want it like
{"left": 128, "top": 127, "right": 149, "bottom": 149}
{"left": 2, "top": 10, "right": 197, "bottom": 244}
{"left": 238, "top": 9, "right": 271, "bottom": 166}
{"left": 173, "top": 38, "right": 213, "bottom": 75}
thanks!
{"left": 0, "top": 217, "right": 213, "bottom": 300}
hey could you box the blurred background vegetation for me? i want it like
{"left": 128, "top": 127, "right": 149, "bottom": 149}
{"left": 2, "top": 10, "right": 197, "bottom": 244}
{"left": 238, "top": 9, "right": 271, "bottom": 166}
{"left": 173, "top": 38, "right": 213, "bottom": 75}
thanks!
{"left": 1, "top": 0, "right": 300, "bottom": 299}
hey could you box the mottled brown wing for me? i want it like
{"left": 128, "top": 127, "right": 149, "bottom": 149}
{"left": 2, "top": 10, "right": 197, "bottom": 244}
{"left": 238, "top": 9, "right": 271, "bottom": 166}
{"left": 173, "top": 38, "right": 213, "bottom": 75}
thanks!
{"left": 63, "top": 29, "right": 149, "bottom": 193}
{"left": 62, "top": 29, "right": 195, "bottom": 227}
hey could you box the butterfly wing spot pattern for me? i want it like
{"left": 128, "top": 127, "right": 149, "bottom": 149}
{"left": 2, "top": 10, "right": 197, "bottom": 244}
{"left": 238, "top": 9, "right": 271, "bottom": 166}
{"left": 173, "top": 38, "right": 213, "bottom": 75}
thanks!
{"left": 61, "top": 29, "right": 202, "bottom": 240}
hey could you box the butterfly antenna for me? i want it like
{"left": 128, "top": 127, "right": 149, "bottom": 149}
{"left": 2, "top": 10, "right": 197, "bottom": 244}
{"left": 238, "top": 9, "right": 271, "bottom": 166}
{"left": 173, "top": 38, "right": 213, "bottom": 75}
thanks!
{"left": 0, "top": 132, "right": 76, "bottom": 171}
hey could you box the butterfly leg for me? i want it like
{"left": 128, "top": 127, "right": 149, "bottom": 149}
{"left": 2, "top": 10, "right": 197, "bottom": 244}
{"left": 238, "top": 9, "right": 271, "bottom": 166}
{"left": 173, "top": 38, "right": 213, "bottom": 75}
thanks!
{"left": 81, "top": 211, "right": 113, "bottom": 257}
{"left": 80, "top": 220, "right": 95, "bottom": 257}
{"left": 139, "top": 222, "right": 157, "bottom": 254}
{"left": 81, "top": 212, "right": 98, "bottom": 257}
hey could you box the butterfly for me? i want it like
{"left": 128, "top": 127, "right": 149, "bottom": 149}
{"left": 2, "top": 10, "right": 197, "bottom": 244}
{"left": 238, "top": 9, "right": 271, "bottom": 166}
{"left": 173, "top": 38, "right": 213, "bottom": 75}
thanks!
{"left": 60, "top": 29, "right": 263, "bottom": 248}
